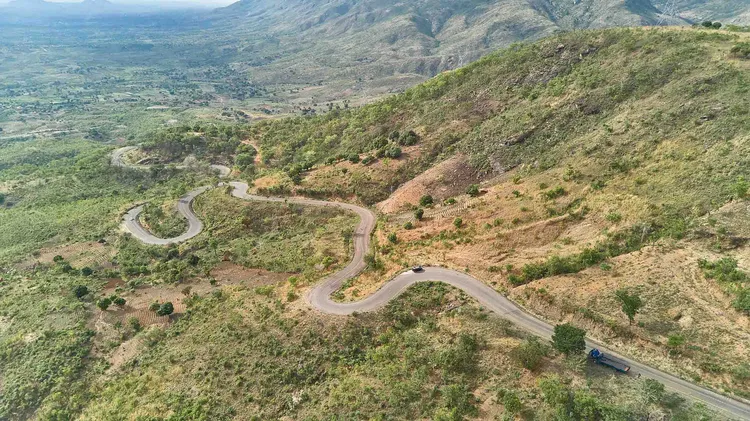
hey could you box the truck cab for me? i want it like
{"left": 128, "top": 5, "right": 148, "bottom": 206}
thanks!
{"left": 589, "top": 348, "right": 631, "bottom": 373}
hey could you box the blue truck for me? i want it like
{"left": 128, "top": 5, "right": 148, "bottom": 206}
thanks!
{"left": 589, "top": 348, "right": 631, "bottom": 373}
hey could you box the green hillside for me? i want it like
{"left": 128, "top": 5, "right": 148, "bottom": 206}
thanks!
{"left": 4, "top": 25, "right": 750, "bottom": 420}
{"left": 245, "top": 27, "right": 750, "bottom": 213}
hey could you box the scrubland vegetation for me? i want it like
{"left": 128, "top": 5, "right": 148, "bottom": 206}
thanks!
{"left": 4, "top": 26, "right": 750, "bottom": 420}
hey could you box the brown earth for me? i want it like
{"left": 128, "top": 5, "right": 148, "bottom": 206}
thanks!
{"left": 17, "top": 241, "right": 116, "bottom": 271}
{"left": 376, "top": 154, "right": 481, "bottom": 214}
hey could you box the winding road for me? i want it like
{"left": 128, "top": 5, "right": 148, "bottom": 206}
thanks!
{"left": 114, "top": 147, "right": 750, "bottom": 420}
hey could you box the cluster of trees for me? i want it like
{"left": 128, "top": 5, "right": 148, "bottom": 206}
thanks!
{"left": 700, "top": 21, "right": 723, "bottom": 29}
{"left": 142, "top": 124, "right": 250, "bottom": 163}
{"left": 97, "top": 295, "right": 127, "bottom": 311}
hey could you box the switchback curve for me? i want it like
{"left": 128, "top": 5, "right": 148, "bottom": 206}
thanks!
{"left": 113, "top": 148, "right": 750, "bottom": 419}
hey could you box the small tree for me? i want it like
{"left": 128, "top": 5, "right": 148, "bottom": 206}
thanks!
{"left": 419, "top": 195, "right": 434, "bottom": 207}
{"left": 615, "top": 289, "right": 643, "bottom": 324}
{"left": 552, "top": 323, "right": 586, "bottom": 356}
{"left": 404, "top": 221, "right": 414, "bottom": 230}
{"left": 97, "top": 297, "right": 112, "bottom": 311}
{"left": 128, "top": 317, "right": 141, "bottom": 333}
{"left": 414, "top": 208, "right": 424, "bottom": 220}
{"left": 347, "top": 153, "right": 360, "bottom": 164}
{"left": 702, "top": 21, "right": 714, "bottom": 28}
{"left": 453, "top": 217, "right": 463, "bottom": 229}
{"left": 53, "top": 255, "right": 65, "bottom": 263}
{"left": 733, "top": 176, "right": 749, "bottom": 199}
{"left": 157, "top": 302, "right": 174, "bottom": 316}
{"left": 511, "top": 337, "right": 547, "bottom": 371}
{"left": 502, "top": 391, "right": 523, "bottom": 416}
{"left": 81, "top": 267, "right": 93, "bottom": 276}
{"left": 113, "top": 297, "right": 127, "bottom": 307}
{"left": 466, "top": 184, "right": 480, "bottom": 197}
{"left": 388, "top": 233, "right": 398, "bottom": 244}
{"left": 712, "top": 22, "right": 722, "bottom": 29}
{"left": 73, "top": 285, "right": 89, "bottom": 299}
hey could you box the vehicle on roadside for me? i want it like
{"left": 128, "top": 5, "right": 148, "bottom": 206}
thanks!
{"left": 411, "top": 265, "right": 424, "bottom": 273}
{"left": 589, "top": 348, "right": 631, "bottom": 373}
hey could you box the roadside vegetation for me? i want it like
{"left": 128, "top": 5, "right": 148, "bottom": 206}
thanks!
{"left": 77, "top": 284, "right": 718, "bottom": 420}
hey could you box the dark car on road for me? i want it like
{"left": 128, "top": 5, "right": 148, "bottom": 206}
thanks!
{"left": 411, "top": 266, "right": 424, "bottom": 272}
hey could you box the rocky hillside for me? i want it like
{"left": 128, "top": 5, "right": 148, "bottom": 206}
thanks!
{"left": 207, "top": 0, "right": 747, "bottom": 93}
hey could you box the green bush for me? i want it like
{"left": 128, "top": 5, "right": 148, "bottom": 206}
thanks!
{"left": 419, "top": 195, "right": 434, "bottom": 207}
{"left": 73, "top": 285, "right": 89, "bottom": 299}
{"left": 157, "top": 302, "right": 174, "bottom": 316}
{"left": 731, "top": 42, "right": 750, "bottom": 58}
{"left": 552, "top": 323, "right": 586, "bottom": 355}
{"left": 97, "top": 297, "right": 112, "bottom": 311}
{"left": 511, "top": 337, "right": 548, "bottom": 371}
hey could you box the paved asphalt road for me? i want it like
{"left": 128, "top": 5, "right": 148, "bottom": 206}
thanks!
{"left": 115, "top": 150, "right": 750, "bottom": 420}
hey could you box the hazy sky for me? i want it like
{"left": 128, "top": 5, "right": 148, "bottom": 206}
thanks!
{"left": 0, "top": 0, "right": 237, "bottom": 5}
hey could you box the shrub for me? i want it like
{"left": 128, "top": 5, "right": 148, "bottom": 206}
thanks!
{"left": 731, "top": 42, "right": 750, "bottom": 58}
{"left": 466, "top": 184, "right": 480, "bottom": 197}
{"left": 414, "top": 208, "right": 424, "bottom": 220}
{"left": 502, "top": 391, "right": 523, "bottom": 415}
{"left": 453, "top": 217, "right": 463, "bottom": 228}
{"left": 157, "top": 302, "right": 174, "bottom": 316}
{"left": 399, "top": 130, "right": 419, "bottom": 146}
{"left": 384, "top": 145, "right": 402, "bottom": 159}
{"left": 733, "top": 177, "right": 749, "bottom": 199}
{"left": 542, "top": 186, "right": 566, "bottom": 200}
{"left": 53, "top": 255, "right": 65, "bottom": 263}
{"left": 234, "top": 153, "right": 255, "bottom": 168}
{"left": 149, "top": 302, "right": 161, "bottom": 312}
{"left": 128, "top": 317, "right": 141, "bottom": 333}
{"left": 511, "top": 337, "right": 547, "bottom": 371}
{"left": 347, "top": 153, "right": 360, "bottom": 163}
{"left": 404, "top": 221, "right": 414, "bottom": 230}
{"left": 605, "top": 212, "right": 622, "bottom": 223}
{"left": 388, "top": 233, "right": 398, "bottom": 243}
{"left": 552, "top": 323, "right": 586, "bottom": 355}
{"left": 73, "top": 285, "right": 89, "bottom": 299}
{"left": 419, "top": 195, "right": 434, "bottom": 207}
{"left": 81, "top": 267, "right": 93, "bottom": 276}
{"left": 615, "top": 289, "right": 643, "bottom": 324}
{"left": 97, "top": 297, "right": 112, "bottom": 311}
{"left": 113, "top": 297, "right": 127, "bottom": 307}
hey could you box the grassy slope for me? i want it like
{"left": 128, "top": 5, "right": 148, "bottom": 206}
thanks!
{"left": 245, "top": 27, "right": 750, "bottom": 397}
{"left": 253, "top": 27, "right": 750, "bottom": 218}
{"left": 76, "top": 283, "right": 717, "bottom": 420}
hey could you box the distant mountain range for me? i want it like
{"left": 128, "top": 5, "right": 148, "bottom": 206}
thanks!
{"left": 3, "top": 0, "right": 749, "bottom": 99}
{"left": 202, "top": 0, "right": 750, "bottom": 91}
